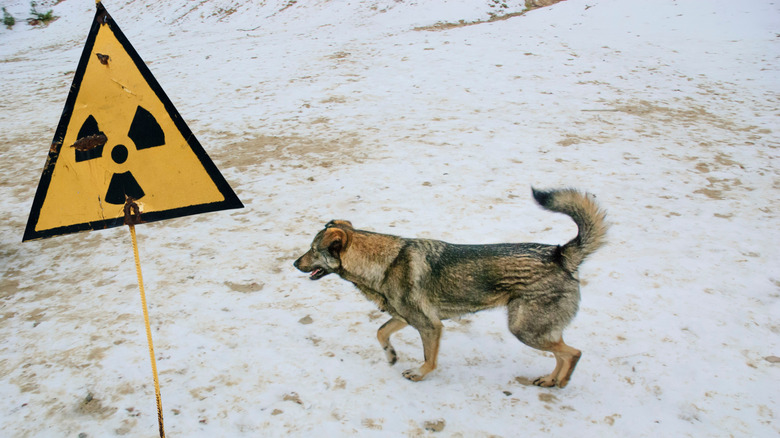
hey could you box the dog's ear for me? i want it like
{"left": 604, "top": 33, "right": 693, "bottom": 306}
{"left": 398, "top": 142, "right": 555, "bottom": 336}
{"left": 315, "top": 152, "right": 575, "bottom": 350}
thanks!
{"left": 325, "top": 220, "right": 353, "bottom": 229}
{"left": 321, "top": 227, "right": 348, "bottom": 257}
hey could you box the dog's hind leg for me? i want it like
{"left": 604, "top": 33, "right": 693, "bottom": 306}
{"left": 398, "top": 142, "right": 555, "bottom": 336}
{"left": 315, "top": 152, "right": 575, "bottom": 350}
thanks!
{"left": 532, "top": 339, "right": 581, "bottom": 388}
{"left": 377, "top": 317, "right": 408, "bottom": 365}
{"left": 508, "top": 299, "right": 581, "bottom": 388}
{"left": 402, "top": 321, "right": 443, "bottom": 382}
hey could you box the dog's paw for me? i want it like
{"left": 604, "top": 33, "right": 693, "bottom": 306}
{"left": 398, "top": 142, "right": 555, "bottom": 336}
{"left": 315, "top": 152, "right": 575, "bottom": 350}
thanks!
{"left": 383, "top": 346, "right": 398, "bottom": 365}
{"left": 402, "top": 368, "right": 426, "bottom": 382}
{"left": 533, "top": 376, "right": 557, "bottom": 388}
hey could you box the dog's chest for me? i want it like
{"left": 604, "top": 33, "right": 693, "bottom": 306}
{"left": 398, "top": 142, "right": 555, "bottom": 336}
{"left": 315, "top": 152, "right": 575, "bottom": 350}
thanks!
{"left": 353, "top": 283, "right": 393, "bottom": 313}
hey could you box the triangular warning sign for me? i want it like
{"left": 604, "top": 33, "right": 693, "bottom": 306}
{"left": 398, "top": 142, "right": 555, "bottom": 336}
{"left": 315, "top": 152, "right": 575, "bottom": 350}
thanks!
{"left": 23, "top": 3, "right": 243, "bottom": 241}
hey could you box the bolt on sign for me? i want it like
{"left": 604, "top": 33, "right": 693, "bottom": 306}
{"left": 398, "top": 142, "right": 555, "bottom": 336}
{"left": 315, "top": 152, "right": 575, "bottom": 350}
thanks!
{"left": 23, "top": 2, "right": 242, "bottom": 242}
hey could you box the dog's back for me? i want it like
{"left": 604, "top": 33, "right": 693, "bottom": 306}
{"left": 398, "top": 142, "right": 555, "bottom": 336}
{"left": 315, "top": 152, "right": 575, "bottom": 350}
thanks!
{"left": 397, "top": 188, "right": 607, "bottom": 317}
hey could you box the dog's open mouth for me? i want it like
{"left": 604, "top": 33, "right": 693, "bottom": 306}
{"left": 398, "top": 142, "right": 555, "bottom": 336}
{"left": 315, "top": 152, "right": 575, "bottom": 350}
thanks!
{"left": 309, "top": 268, "right": 329, "bottom": 280}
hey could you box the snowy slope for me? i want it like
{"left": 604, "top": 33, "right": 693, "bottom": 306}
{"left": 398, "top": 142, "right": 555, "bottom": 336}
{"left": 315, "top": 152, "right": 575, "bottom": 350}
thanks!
{"left": 1, "top": 0, "right": 778, "bottom": 436}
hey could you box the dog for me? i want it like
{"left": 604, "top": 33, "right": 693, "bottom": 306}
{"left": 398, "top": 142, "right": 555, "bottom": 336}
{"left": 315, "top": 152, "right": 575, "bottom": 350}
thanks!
{"left": 293, "top": 188, "right": 607, "bottom": 388}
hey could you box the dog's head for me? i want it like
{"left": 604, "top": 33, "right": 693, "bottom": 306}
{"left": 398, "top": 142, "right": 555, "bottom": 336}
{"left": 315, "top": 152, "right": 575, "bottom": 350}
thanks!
{"left": 293, "top": 220, "right": 353, "bottom": 280}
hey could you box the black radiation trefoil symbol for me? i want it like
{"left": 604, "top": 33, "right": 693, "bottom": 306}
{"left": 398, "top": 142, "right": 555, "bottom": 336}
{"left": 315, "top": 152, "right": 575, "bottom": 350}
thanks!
{"left": 74, "top": 106, "right": 165, "bottom": 204}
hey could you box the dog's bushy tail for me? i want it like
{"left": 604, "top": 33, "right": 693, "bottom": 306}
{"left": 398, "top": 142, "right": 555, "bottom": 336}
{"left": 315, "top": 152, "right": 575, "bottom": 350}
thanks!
{"left": 532, "top": 188, "right": 607, "bottom": 273}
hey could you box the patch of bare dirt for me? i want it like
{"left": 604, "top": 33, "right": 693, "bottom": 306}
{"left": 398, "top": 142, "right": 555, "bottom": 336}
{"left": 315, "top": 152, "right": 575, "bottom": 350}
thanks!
{"left": 174, "top": 0, "right": 238, "bottom": 23}
{"left": 76, "top": 392, "right": 118, "bottom": 419}
{"left": 613, "top": 100, "right": 743, "bottom": 131}
{"left": 213, "top": 132, "right": 365, "bottom": 171}
{"left": 414, "top": 0, "right": 566, "bottom": 31}
{"left": 693, "top": 177, "right": 749, "bottom": 200}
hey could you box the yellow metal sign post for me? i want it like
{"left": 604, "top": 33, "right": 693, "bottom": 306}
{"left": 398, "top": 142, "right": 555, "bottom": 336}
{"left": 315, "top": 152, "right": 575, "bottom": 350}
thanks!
{"left": 23, "top": 3, "right": 243, "bottom": 436}
{"left": 125, "top": 199, "right": 166, "bottom": 437}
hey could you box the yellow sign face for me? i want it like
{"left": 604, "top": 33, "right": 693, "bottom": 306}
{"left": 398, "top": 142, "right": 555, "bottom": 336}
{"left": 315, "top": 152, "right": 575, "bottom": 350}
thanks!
{"left": 24, "top": 4, "right": 242, "bottom": 241}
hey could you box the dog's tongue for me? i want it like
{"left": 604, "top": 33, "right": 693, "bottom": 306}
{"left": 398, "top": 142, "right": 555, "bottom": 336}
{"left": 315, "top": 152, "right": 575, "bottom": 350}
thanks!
{"left": 310, "top": 268, "right": 322, "bottom": 278}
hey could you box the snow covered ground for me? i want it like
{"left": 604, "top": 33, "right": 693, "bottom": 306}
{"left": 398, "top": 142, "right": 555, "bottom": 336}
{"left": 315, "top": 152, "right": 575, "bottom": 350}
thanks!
{"left": 1, "top": 0, "right": 778, "bottom": 436}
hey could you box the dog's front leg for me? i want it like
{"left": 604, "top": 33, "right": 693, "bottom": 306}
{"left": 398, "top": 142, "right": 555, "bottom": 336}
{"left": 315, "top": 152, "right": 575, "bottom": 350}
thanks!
{"left": 402, "top": 321, "right": 442, "bottom": 381}
{"left": 377, "top": 317, "right": 408, "bottom": 365}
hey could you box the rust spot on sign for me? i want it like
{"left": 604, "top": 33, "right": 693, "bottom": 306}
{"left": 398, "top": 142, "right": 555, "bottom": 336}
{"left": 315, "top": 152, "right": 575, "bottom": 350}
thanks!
{"left": 70, "top": 133, "right": 108, "bottom": 151}
{"left": 96, "top": 53, "right": 109, "bottom": 65}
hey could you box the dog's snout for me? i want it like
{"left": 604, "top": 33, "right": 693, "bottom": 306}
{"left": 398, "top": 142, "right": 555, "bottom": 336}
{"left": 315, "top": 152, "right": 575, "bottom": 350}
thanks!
{"left": 294, "top": 252, "right": 310, "bottom": 272}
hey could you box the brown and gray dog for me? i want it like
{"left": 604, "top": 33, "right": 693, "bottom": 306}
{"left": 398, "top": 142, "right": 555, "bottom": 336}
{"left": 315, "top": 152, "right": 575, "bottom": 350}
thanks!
{"left": 293, "top": 188, "right": 607, "bottom": 388}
